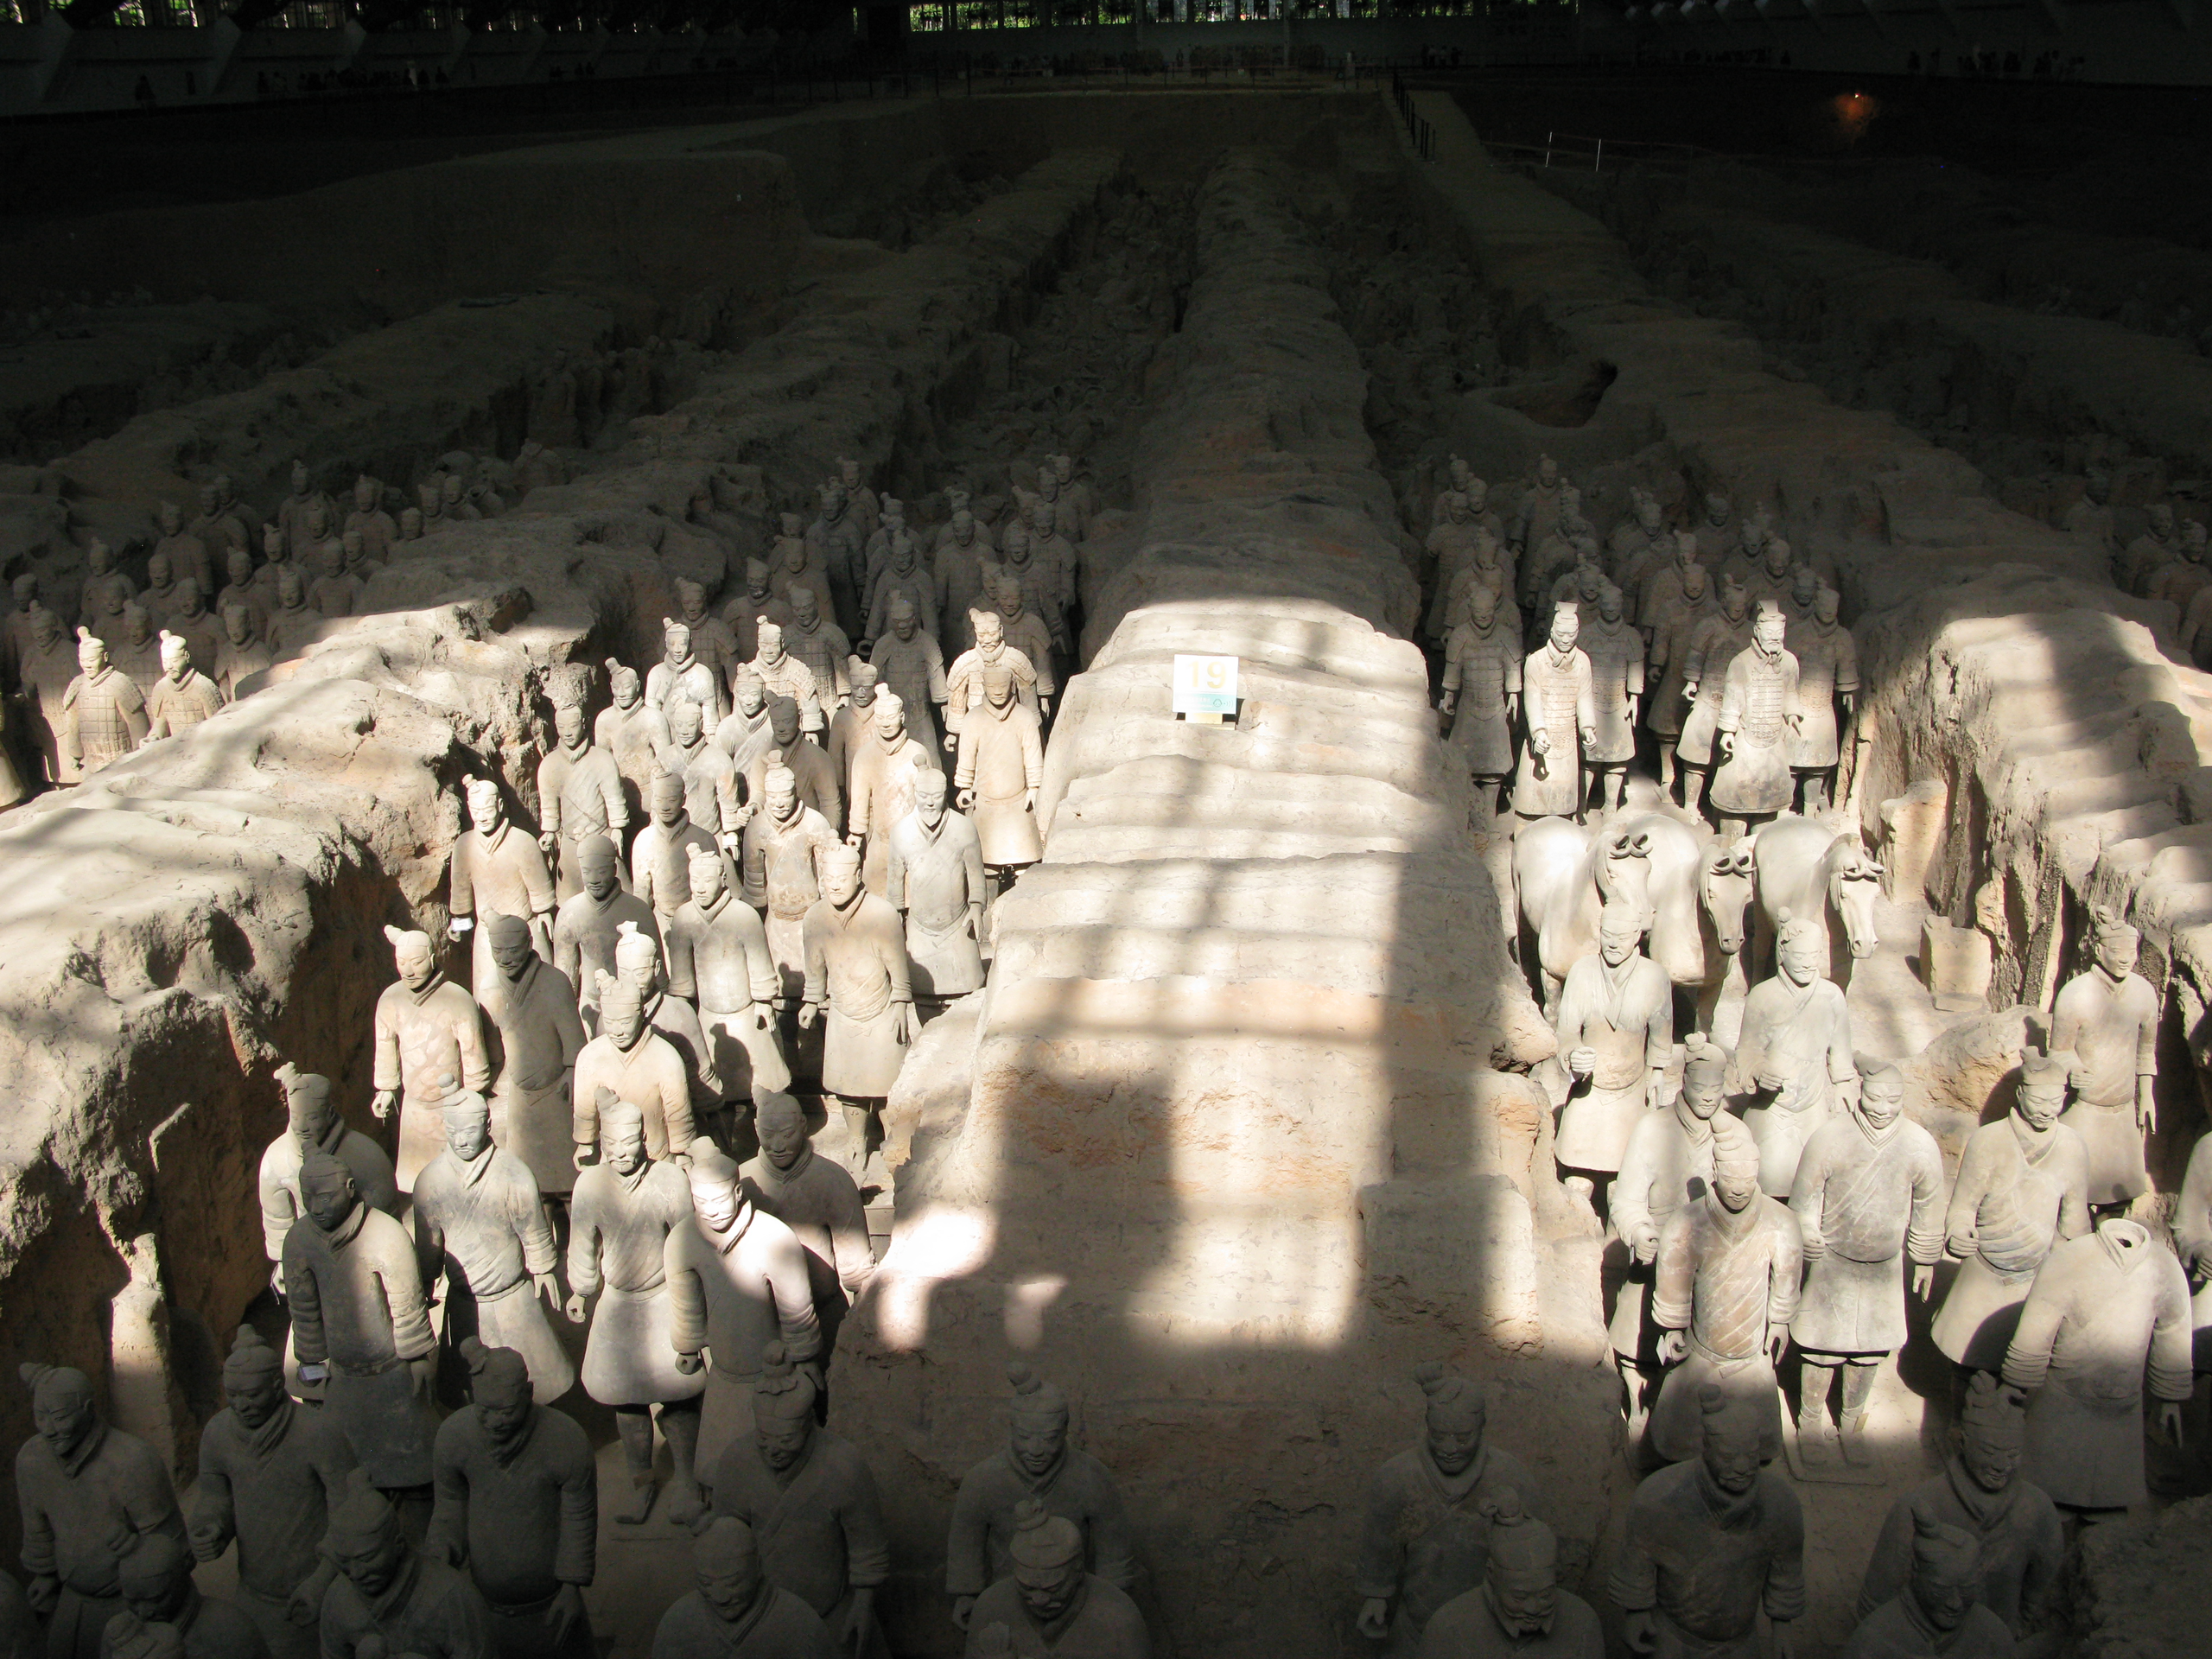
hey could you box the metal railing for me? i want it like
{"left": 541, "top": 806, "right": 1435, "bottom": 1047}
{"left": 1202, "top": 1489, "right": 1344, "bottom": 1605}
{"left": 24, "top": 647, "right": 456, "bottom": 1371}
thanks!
{"left": 1389, "top": 65, "right": 1433, "bottom": 161}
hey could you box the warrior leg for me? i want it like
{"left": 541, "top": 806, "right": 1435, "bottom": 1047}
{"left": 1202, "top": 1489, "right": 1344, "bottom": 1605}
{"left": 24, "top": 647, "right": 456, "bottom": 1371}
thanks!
{"left": 659, "top": 1395, "right": 706, "bottom": 1523}
{"left": 1797, "top": 1355, "right": 1840, "bottom": 1465}
{"left": 1840, "top": 1356, "right": 1879, "bottom": 1465}
{"left": 613, "top": 1407, "right": 658, "bottom": 1523}
{"left": 1657, "top": 741, "right": 1677, "bottom": 797}
{"left": 1616, "top": 1352, "right": 1648, "bottom": 1428}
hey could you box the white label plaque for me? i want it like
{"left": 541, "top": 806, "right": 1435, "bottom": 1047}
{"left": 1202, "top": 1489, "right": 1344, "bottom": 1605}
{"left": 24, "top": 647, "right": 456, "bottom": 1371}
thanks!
{"left": 1172, "top": 654, "right": 1240, "bottom": 718}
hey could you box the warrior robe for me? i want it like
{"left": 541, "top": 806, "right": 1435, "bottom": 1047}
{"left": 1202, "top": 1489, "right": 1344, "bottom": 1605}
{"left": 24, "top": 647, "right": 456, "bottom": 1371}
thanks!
{"left": 709, "top": 1431, "right": 890, "bottom": 1635}
{"left": 1728, "top": 973, "right": 1854, "bottom": 1198}
{"left": 741, "top": 1146, "right": 873, "bottom": 1357}
{"left": 666, "top": 1207, "right": 822, "bottom": 1470}
{"left": 1647, "top": 1195, "right": 1802, "bottom": 1465}
{"left": 1608, "top": 1462, "right": 1804, "bottom": 1659}
{"left": 1857, "top": 1459, "right": 2063, "bottom": 1638}
{"left": 945, "top": 1448, "right": 1136, "bottom": 1599}
{"left": 1932, "top": 1117, "right": 2090, "bottom": 1370}
{"left": 2049, "top": 967, "right": 2160, "bottom": 1205}
{"left": 955, "top": 696, "right": 1045, "bottom": 867}
{"left": 1442, "top": 620, "right": 1520, "bottom": 778}
{"left": 1356, "top": 1443, "right": 1543, "bottom": 1656}
{"left": 1551, "top": 951, "right": 1671, "bottom": 1174}
{"left": 885, "top": 808, "right": 988, "bottom": 999}
{"left": 428, "top": 1405, "right": 595, "bottom": 1659}
{"left": 567, "top": 1159, "right": 702, "bottom": 1408}
{"left": 480, "top": 956, "right": 587, "bottom": 1198}
{"left": 194, "top": 1399, "right": 354, "bottom": 1659}
{"left": 743, "top": 804, "right": 839, "bottom": 1001}
{"left": 1610, "top": 1111, "right": 1716, "bottom": 1364}
{"left": 282, "top": 1204, "right": 438, "bottom": 1488}
{"left": 15, "top": 1423, "right": 187, "bottom": 1659}
{"left": 1511, "top": 645, "right": 1593, "bottom": 819}
{"left": 1711, "top": 646, "right": 1800, "bottom": 816}
{"left": 667, "top": 891, "right": 790, "bottom": 1097}
{"left": 413, "top": 1143, "right": 574, "bottom": 1403}
{"left": 372, "top": 971, "right": 492, "bottom": 1192}
{"left": 802, "top": 890, "right": 912, "bottom": 1097}
{"left": 1787, "top": 1112, "right": 1945, "bottom": 1355}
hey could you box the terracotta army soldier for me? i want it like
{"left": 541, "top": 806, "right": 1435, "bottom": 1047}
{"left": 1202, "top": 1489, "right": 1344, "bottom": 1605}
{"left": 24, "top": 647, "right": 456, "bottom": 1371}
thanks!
{"left": 282, "top": 1151, "right": 439, "bottom": 1517}
{"left": 1440, "top": 585, "right": 1521, "bottom": 817}
{"left": 1610, "top": 1040, "right": 1726, "bottom": 1428}
{"left": 675, "top": 578, "right": 741, "bottom": 690}
{"left": 1783, "top": 585, "right": 1858, "bottom": 813}
{"left": 987, "top": 571, "right": 1059, "bottom": 712}
{"left": 62, "top": 626, "right": 148, "bottom": 776}
{"left": 111, "top": 1531, "right": 268, "bottom": 1659}
{"left": 162, "top": 583, "right": 223, "bottom": 693}
{"left": 428, "top": 1341, "right": 596, "bottom": 1659}
{"left": 2118, "top": 502, "right": 2177, "bottom": 593}
{"left": 317, "top": 1473, "right": 494, "bottom": 1659}
{"left": 346, "top": 477, "right": 398, "bottom": 566}
{"left": 1859, "top": 1373, "right": 2063, "bottom": 1656}
{"left": 947, "top": 1368, "right": 1138, "bottom": 1633}
{"left": 214, "top": 602, "right": 273, "bottom": 702}
{"left": 1579, "top": 584, "right": 1643, "bottom": 814}
{"left": 726, "top": 557, "right": 790, "bottom": 670}
{"left": 153, "top": 503, "right": 213, "bottom": 598}
{"left": 78, "top": 541, "right": 135, "bottom": 629}
{"left": 1512, "top": 455, "right": 1566, "bottom": 566}
{"left": 1933, "top": 1047, "right": 2092, "bottom": 1370}
{"left": 1512, "top": 604, "right": 1595, "bottom": 823}
{"left": 945, "top": 609, "right": 1043, "bottom": 751}
{"left": 847, "top": 689, "right": 934, "bottom": 895}
{"left": 1674, "top": 576, "right": 1754, "bottom": 817}
{"left": 865, "top": 531, "right": 938, "bottom": 652}
{"left": 16, "top": 602, "right": 74, "bottom": 783}
{"left": 1788, "top": 1065, "right": 1946, "bottom": 1465}
{"left": 709, "top": 1345, "right": 889, "bottom": 1648}
{"left": 564, "top": 1095, "right": 707, "bottom": 1525}
{"left": 276, "top": 461, "right": 332, "bottom": 558}
{"left": 1709, "top": 601, "right": 1800, "bottom": 837}
{"left": 651, "top": 620, "right": 728, "bottom": 726}
{"left": 258, "top": 1065, "right": 398, "bottom": 1300}
{"left": 742, "top": 1092, "right": 874, "bottom": 1374}
{"left": 668, "top": 847, "right": 790, "bottom": 1100}
{"left": 886, "top": 769, "right": 988, "bottom": 1012}
{"left": 2049, "top": 906, "right": 2162, "bottom": 1208}
{"left": 614, "top": 920, "right": 728, "bottom": 1141}
{"left": 720, "top": 667, "right": 777, "bottom": 777}
{"left": 14, "top": 1363, "right": 188, "bottom": 1659}
{"left": 137, "top": 551, "right": 181, "bottom": 630}
{"left": 1611, "top": 1385, "right": 1804, "bottom": 1659}
{"left": 478, "top": 915, "right": 587, "bottom": 1200}
{"left": 214, "top": 548, "right": 267, "bottom": 647}
{"left": 664, "top": 697, "right": 744, "bottom": 855}
{"left": 769, "top": 516, "right": 835, "bottom": 630}
{"left": 745, "top": 765, "right": 840, "bottom": 1007}
{"left": 598, "top": 661, "right": 672, "bottom": 824}
{"left": 1416, "top": 1495, "right": 1601, "bottom": 1659}
{"left": 1425, "top": 490, "right": 1489, "bottom": 642}
{"left": 1730, "top": 913, "right": 1857, "bottom": 1198}
{"left": 994, "top": 527, "right": 1065, "bottom": 663}
{"left": 872, "top": 594, "right": 950, "bottom": 755}
{"left": 750, "top": 621, "right": 826, "bottom": 736}
{"left": 142, "top": 632, "right": 221, "bottom": 741}
{"left": 963, "top": 1501, "right": 1147, "bottom": 1659}
{"left": 2002, "top": 1215, "right": 2193, "bottom": 1516}
{"left": 371, "top": 925, "right": 492, "bottom": 1192}
{"left": 652, "top": 1517, "right": 837, "bottom": 1659}
{"left": 1355, "top": 1368, "right": 1541, "bottom": 1654}
{"left": 105, "top": 604, "right": 164, "bottom": 699}
{"left": 552, "top": 836, "right": 659, "bottom": 1037}
{"left": 825, "top": 660, "right": 880, "bottom": 794}
{"left": 448, "top": 779, "right": 556, "bottom": 1007}
{"left": 413, "top": 1086, "right": 574, "bottom": 1404}
{"left": 1647, "top": 1112, "right": 1801, "bottom": 1465}
{"left": 265, "top": 568, "right": 325, "bottom": 656}
{"left": 189, "top": 1329, "right": 353, "bottom": 1659}
{"left": 632, "top": 772, "right": 728, "bottom": 940}
{"left": 745, "top": 696, "right": 842, "bottom": 831}
{"left": 188, "top": 479, "right": 249, "bottom": 572}
{"left": 956, "top": 665, "right": 1045, "bottom": 881}
{"left": 572, "top": 979, "right": 694, "bottom": 1167}
{"left": 1552, "top": 901, "right": 1673, "bottom": 1207}
{"left": 669, "top": 1138, "right": 823, "bottom": 1475}
{"left": 535, "top": 702, "right": 626, "bottom": 902}
{"left": 1840, "top": 1516, "right": 2015, "bottom": 1659}
{"left": 800, "top": 843, "right": 916, "bottom": 1172}
{"left": 936, "top": 508, "right": 995, "bottom": 654}
{"left": 810, "top": 480, "right": 868, "bottom": 632}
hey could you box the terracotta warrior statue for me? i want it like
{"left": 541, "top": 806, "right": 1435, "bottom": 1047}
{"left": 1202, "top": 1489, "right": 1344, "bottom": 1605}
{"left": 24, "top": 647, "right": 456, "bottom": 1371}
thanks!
{"left": 2049, "top": 905, "right": 2161, "bottom": 1209}
{"left": 551, "top": 836, "right": 659, "bottom": 1038}
{"left": 1931, "top": 1046, "right": 2092, "bottom": 1371}
{"left": 708, "top": 1344, "right": 889, "bottom": 1653}
{"left": 1787, "top": 1065, "right": 1945, "bottom": 1466}
{"left": 412, "top": 1085, "right": 575, "bottom": 1405}
{"left": 1611, "top": 1384, "right": 1803, "bottom": 1659}
{"left": 1610, "top": 1039, "right": 1726, "bottom": 1428}
{"left": 281, "top": 1152, "right": 438, "bottom": 1516}
{"left": 1439, "top": 584, "right": 1521, "bottom": 819}
{"left": 189, "top": 1328, "right": 353, "bottom": 1659}
{"left": 614, "top": 918, "right": 727, "bottom": 1141}
{"left": 748, "top": 621, "right": 825, "bottom": 738}
{"left": 597, "top": 661, "right": 671, "bottom": 826}
{"left": 743, "top": 765, "right": 839, "bottom": 1010}
{"left": 675, "top": 578, "right": 740, "bottom": 690}
{"left": 143, "top": 632, "right": 221, "bottom": 741}
{"left": 944, "top": 608, "right": 1042, "bottom": 752}
{"left": 649, "top": 620, "right": 727, "bottom": 725}
{"left": 1415, "top": 1493, "right": 1601, "bottom": 1659}
{"left": 666, "top": 847, "right": 790, "bottom": 1102}
{"left": 742, "top": 1092, "right": 874, "bottom": 1378}
{"left": 62, "top": 626, "right": 148, "bottom": 778}
{"left": 668, "top": 1138, "right": 823, "bottom": 1480}
{"left": 1512, "top": 603, "right": 1595, "bottom": 823}
{"left": 745, "top": 695, "right": 841, "bottom": 832}
{"left": 258, "top": 1066, "right": 397, "bottom": 1301}
{"left": 946, "top": 1367, "right": 1137, "bottom": 1633}
{"left": 448, "top": 779, "right": 556, "bottom": 1011}
{"left": 799, "top": 843, "right": 915, "bottom": 1174}
{"left": 885, "top": 769, "right": 988, "bottom": 1013}
{"left": 14, "top": 1363, "right": 187, "bottom": 1659}
{"left": 1673, "top": 575, "right": 1753, "bottom": 817}
{"left": 2002, "top": 1215, "right": 2193, "bottom": 1516}
{"left": 316, "top": 1472, "right": 493, "bottom": 1659}
{"left": 427, "top": 1341, "right": 597, "bottom": 1659}
{"left": 1552, "top": 901, "right": 1675, "bottom": 1208}
{"left": 1729, "top": 912, "right": 1857, "bottom": 1198}
{"left": 1787, "top": 585, "right": 1858, "bottom": 814}
{"left": 871, "top": 593, "right": 950, "bottom": 756}
{"left": 1858, "top": 1373, "right": 2063, "bottom": 1659}
{"left": 1579, "top": 583, "right": 1643, "bottom": 814}
{"left": 479, "top": 914, "right": 587, "bottom": 1203}
{"left": 564, "top": 1095, "right": 706, "bottom": 1526}
{"left": 651, "top": 1516, "right": 837, "bottom": 1659}
{"left": 825, "top": 659, "right": 878, "bottom": 796}
{"left": 371, "top": 925, "right": 491, "bottom": 1192}
{"left": 955, "top": 664, "right": 1045, "bottom": 881}
{"left": 111, "top": 1529, "right": 267, "bottom": 1659}
{"left": 1645, "top": 1111, "right": 1800, "bottom": 1465}
{"left": 572, "top": 979, "right": 693, "bottom": 1168}
{"left": 963, "top": 1501, "right": 1147, "bottom": 1659}
{"left": 1356, "top": 1368, "right": 1541, "bottom": 1654}
{"left": 535, "top": 701, "right": 626, "bottom": 902}
{"left": 1709, "top": 600, "right": 1799, "bottom": 838}
{"left": 1840, "top": 1515, "right": 2017, "bottom": 1659}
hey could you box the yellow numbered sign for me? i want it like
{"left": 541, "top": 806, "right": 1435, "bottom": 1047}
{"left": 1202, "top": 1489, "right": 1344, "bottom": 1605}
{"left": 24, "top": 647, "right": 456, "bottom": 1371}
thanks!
{"left": 1172, "top": 654, "right": 1240, "bottom": 717}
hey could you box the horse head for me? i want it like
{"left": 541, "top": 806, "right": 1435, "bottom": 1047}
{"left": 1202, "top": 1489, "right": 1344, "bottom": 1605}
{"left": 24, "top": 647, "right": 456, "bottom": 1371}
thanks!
{"left": 1829, "top": 838, "right": 1885, "bottom": 961}
{"left": 1700, "top": 842, "right": 1758, "bottom": 958}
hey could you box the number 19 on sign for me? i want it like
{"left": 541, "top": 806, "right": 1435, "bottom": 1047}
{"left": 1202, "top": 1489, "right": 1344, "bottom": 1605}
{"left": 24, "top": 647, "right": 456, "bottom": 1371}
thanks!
{"left": 1173, "top": 654, "right": 1239, "bottom": 721}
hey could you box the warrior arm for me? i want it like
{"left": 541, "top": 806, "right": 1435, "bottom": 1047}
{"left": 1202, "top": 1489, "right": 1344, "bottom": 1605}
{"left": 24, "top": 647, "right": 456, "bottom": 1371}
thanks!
{"left": 428, "top": 1434, "right": 472, "bottom": 1567}
{"left": 1761, "top": 1485, "right": 1808, "bottom": 1624}
{"left": 842, "top": 1455, "right": 892, "bottom": 1591}
{"left": 944, "top": 1471, "right": 994, "bottom": 1598}
{"left": 1650, "top": 1207, "right": 1697, "bottom": 1331}
{"left": 1999, "top": 1280, "right": 2064, "bottom": 1394}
